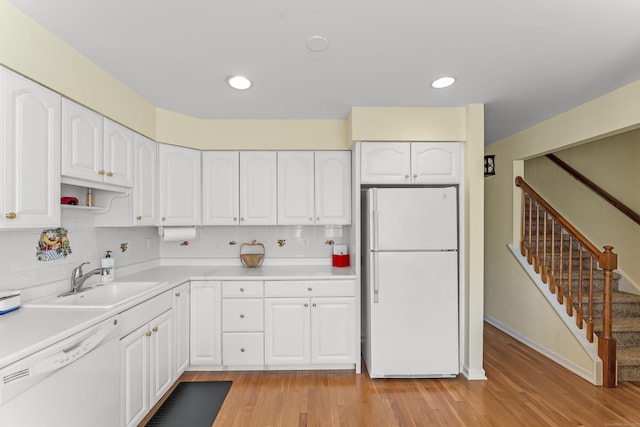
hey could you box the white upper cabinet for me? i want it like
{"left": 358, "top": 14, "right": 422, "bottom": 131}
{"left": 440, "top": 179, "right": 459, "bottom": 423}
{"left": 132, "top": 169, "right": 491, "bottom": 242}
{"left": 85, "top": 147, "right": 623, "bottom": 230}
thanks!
{"left": 158, "top": 144, "right": 202, "bottom": 226}
{"left": 132, "top": 134, "right": 157, "bottom": 226}
{"left": 1, "top": 68, "right": 61, "bottom": 228}
{"left": 61, "top": 99, "right": 103, "bottom": 183}
{"left": 278, "top": 151, "right": 351, "bottom": 225}
{"left": 240, "top": 151, "right": 277, "bottom": 225}
{"left": 411, "top": 142, "right": 462, "bottom": 184}
{"left": 61, "top": 99, "right": 134, "bottom": 188}
{"left": 360, "top": 142, "right": 410, "bottom": 184}
{"left": 314, "top": 151, "right": 351, "bottom": 224}
{"left": 202, "top": 151, "right": 240, "bottom": 225}
{"left": 361, "top": 142, "right": 462, "bottom": 184}
{"left": 277, "top": 151, "right": 315, "bottom": 225}
{"left": 103, "top": 119, "right": 134, "bottom": 187}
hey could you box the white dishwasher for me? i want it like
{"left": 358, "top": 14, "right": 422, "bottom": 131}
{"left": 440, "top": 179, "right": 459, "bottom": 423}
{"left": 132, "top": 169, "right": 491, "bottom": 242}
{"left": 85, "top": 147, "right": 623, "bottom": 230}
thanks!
{"left": 0, "top": 315, "right": 121, "bottom": 426}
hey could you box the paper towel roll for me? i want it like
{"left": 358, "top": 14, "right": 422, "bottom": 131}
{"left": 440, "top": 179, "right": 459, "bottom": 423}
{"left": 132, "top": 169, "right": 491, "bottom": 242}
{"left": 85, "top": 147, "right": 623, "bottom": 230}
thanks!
{"left": 161, "top": 226, "right": 197, "bottom": 242}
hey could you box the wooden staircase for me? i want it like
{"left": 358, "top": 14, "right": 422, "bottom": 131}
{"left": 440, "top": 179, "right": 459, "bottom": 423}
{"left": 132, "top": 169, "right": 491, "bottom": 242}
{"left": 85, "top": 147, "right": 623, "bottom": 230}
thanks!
{"left": 516, "top": 176, "right": 619, "bottom": 386}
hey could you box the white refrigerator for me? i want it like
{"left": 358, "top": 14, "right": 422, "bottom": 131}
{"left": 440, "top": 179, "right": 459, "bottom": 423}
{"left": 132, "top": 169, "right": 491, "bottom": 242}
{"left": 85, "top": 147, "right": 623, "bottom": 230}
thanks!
{"left": 362, "top": 186, "right": 459, "bottom": 378}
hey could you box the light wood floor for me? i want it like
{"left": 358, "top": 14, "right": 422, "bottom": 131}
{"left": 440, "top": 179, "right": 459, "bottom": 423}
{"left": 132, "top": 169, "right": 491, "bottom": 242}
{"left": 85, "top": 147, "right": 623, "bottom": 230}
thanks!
{"left": 142, "top": 323, "right": 640, "bottom": 426}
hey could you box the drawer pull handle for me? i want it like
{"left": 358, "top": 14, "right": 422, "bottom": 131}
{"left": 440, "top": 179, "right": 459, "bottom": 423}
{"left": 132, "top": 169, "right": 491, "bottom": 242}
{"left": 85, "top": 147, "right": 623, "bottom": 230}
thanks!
{"left": 240, "top": 347, "right": 246, "bottom": 352}
{"left": 4, "top": 212, "right": 16, "bottom": 219}
{"left": 240, "top": 314, "right": 245, "bottom": 318}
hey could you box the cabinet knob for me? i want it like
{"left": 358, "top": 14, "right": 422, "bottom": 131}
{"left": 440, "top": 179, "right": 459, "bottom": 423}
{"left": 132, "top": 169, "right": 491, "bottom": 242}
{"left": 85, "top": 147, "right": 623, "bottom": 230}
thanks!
{"left": 240, "top": 347, "right": 246, "bottom": 352}
{"left": 240, "top": 314, "right": 245, "bottom": 318}
{"left": 175, "top": 292, "right": 181, "bottom": 297}
{"left": 152, "top": 326, "right": 158, "bottom": 332}
{"left": 107, "top": 171, "right": 114, "bottom": 177}
{"left": 4, "top": 212, "right": 16, "bottom": 219}
{"left": 304, "top": 303, "right": 309, "bottom": 307}
{"left": 312, "top": 303, "right": 317, "bottom": 307}
{"left": 307, "top": 287, "right": 312, "bottom": 292}
{"left": 145, "top": 331, "right": 152, "bottom": 337}
{"left": 240, "top": 287, "right": 245, "bottom": 292}
{"left": 136, "top": 215, "right": 142, "bottom": 220}
{"left": 413, "top": 173, "right": 417, "bottom": 179}
{"left": 240, "top": 217, "right": 245, "bottom": 222}
{"left": 309, "top": 217, "right": 313, "bottom": 221}
{"left": 233, "top": 217, "right": 238, "bottom": 222}
{"left": 404, "top": 174, "right": 409, "bottom": 179}
{"left": 161, "top": 217, "right": 166, "bottom": 221}
{"left": 317, "top": 217, "right": 320, "bottom": 221}
{"left": 98, "top": 169, "right": 105, "bottom": 175}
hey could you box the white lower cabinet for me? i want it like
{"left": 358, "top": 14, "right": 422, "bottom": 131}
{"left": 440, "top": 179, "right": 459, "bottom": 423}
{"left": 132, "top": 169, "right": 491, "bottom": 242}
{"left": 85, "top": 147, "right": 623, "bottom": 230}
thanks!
{"left": 121, "top": 305, "right": 173, "bottom": 427}
{"left": 264, "top": 281, "right": 356, "bottom": 366}
{"left": 173, "top": 282, "right": 190, "bottom": 377}
{"left": 190, "top": 281, "right": 222, "bottom": 366}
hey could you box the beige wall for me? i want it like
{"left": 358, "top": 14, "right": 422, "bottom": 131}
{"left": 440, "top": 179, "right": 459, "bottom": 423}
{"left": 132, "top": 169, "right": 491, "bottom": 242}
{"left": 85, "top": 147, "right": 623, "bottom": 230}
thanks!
{"left": 485, "top": 79, "right": 640, "bottom": 379}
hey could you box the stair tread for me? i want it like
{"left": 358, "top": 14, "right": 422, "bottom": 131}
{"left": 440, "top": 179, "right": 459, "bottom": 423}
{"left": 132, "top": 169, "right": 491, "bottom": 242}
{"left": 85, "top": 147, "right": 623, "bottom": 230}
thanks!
{"left": 585, "top": 291, "right": 640, "bottom": 303}
{"left": 593, "top": 316, "right": 640, "bottom": 332}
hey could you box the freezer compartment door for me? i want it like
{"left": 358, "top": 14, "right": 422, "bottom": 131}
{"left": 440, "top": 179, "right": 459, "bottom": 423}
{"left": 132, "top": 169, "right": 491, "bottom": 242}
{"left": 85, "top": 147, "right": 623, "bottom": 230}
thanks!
{"left": 368, "top": 251, "right": 458, "bottom": 377}
{"left": 369, "top": 187, "right": 458, "bottom": 251}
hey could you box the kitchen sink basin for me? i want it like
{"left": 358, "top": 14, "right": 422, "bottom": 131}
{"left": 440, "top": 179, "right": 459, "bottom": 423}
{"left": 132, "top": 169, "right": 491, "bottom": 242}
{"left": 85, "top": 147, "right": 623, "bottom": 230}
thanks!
{"left": 24, "top": 281, "right": 161, "bottom": 309}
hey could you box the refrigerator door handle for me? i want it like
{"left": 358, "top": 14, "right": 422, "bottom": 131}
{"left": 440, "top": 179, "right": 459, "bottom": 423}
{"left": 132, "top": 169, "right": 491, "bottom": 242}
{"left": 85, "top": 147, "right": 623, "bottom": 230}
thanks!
{"left": 369, "top": 188, "right": 379, "bottom": 251}
{"left": 372, "top": 252, "right": 379, "bottom": 303}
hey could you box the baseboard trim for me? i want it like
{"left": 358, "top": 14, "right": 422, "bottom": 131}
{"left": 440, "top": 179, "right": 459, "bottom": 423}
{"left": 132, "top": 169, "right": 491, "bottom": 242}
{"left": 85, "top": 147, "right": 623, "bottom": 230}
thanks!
{"left": 461, "top": 366, "right": 487, "bottom": 380}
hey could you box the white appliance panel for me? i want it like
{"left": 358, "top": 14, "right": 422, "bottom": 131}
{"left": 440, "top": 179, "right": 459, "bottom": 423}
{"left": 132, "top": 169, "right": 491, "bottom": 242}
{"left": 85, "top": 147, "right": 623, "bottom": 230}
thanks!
{"left": 369, "top": 187, "right": 457, "bottom": 251}
{"left": 368, "top": 251, "right": 458, "bottom": 377}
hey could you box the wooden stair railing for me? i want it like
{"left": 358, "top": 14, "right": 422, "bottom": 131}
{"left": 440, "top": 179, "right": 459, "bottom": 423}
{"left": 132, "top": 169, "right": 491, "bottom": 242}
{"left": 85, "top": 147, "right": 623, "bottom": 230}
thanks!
{"left": 546, "top": 153, "right": 640, "bottom": 226}
{"left": 515, "top": 176, "right": 618, "bottom": 388}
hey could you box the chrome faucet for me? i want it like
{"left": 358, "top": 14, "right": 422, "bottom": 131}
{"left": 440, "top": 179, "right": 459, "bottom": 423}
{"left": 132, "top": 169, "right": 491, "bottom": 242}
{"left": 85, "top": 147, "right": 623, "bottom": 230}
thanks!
{"left": 69, "top": 261, "right": 105, "bottom": 293}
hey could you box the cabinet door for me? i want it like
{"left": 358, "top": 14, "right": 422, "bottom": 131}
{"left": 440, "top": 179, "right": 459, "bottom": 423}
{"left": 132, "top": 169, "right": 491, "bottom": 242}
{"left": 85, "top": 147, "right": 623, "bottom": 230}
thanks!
{"left": 158, "top": 144, "right": 202, "bottom": 225}
{"left": 202, "top": 151, "right": 240, "bottom": 225}
{"left": 173, "top": 283, "right": 190, "bottom": 378}
{"left": 264, "top": 298, "right": 310, "bottom": 365}
{"left": 103, "top": 119, "right": 134, "bottom": 187}
{"left": 190, "top": 281, "right": 222, "bottom": 365}
{"left": 133, "top": 134, "right": 157, "bottom": 226}
{"left": 315, "top": 151, "right": 351, "bottom": 225}
{"left": 411, "top": 142, "right": 462, "bottom": 184}
{"left": 121, "top": 324, "right": 149, "bottom": 427}
{"left": 311, "top": 297, "right": 356, "bottom": 364}
{"left": 61, "top": 98, "right": 103, "bottom": 183}
{"left": 149, "top": 310, "right": 173, "bottom": 407}
{"left": 239, "top": 151, "right": 277, "bottom": 225}
{"left": 360, "top": 142, "right": 410, "bottom": 184}
{"left": 277, "top": 151, "right": 314, "bottom": 225}
{"left": 1, "top": 70, "right": 60, "bottom": 228}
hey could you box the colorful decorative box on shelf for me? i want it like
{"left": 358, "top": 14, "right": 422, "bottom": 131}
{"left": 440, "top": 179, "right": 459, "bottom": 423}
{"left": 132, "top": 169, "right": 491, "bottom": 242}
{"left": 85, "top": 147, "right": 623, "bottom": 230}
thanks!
{"left": 0, "top": 291, "right": 21, "bottom": 315}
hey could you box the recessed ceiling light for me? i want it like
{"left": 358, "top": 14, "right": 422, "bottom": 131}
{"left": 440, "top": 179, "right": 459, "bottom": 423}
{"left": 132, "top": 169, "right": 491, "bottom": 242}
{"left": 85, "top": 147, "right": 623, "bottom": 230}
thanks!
{"left": 227, "top": 75, "right": 252, "bottom": 90}
{"left": 431, "top": 76, "right": 456, "bottom": 89}
{"left": 306, "top": 35, "right": 329, "bottom": 52}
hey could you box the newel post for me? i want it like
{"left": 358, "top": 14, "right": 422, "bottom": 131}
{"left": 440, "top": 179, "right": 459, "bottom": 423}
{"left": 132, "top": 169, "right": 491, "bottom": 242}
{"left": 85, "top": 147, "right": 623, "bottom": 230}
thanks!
{"left": 598, "top": 245, "right": 617, "bottom": 388}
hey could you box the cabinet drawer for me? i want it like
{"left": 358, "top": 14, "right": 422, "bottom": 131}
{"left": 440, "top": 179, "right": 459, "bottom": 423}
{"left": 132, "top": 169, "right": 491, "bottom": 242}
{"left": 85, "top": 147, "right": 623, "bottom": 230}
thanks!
{"left": 265, "top": 280, "right": 355, "bottom": 297}
{"left": 222, "top": 298, "right": 264, "bottom": 331}
{"left": 119, "top": 290, "right": 172, "bottom": 338}
{"left": 223, "top": 332, "right": 264, "bottom": 365}
{"left": 222, "top": 281, "right": 263, "bottom": 297}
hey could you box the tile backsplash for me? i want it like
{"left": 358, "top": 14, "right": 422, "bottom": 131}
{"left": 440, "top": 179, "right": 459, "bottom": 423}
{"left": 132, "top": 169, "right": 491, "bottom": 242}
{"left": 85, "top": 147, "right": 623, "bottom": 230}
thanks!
{"left": 0, "top": 207, "right": 350, "bottom": 294}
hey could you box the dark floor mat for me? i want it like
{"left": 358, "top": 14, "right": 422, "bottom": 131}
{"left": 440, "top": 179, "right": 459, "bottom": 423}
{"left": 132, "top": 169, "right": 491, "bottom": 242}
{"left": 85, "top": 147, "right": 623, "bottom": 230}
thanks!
{"left": 146, "top": 381, "right": 232, "bottom": 427}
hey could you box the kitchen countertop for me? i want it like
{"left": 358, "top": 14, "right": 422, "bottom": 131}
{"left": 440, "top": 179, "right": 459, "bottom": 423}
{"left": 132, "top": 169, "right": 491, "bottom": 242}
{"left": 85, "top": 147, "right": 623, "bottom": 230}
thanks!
{"left": 0, "top": 264, "right": 355, "bottom": 369}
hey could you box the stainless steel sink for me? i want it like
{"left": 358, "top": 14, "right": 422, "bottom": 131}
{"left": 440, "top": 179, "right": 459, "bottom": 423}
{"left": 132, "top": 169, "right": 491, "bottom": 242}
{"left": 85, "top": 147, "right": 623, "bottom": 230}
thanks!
{"left": 24, "top": 282, "right": 161, "bottom": 309}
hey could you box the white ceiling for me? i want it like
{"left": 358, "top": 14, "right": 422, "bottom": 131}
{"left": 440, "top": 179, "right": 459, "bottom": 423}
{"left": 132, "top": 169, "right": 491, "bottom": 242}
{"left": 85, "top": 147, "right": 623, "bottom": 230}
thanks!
{"left": 8, "top": 0, "right": 640, "bottom": 144}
